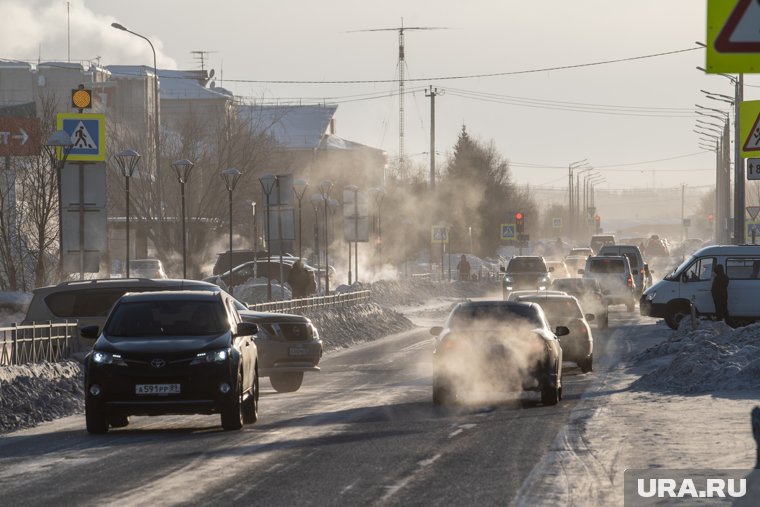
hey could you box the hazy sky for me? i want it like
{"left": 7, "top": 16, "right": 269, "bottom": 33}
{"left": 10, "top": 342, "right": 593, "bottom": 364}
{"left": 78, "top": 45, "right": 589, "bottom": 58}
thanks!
{"left": 1, "top": 0, "right": 746, "bottom": 191}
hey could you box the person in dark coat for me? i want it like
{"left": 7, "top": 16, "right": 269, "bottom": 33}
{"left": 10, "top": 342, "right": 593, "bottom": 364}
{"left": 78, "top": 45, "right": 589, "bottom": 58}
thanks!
{"left": 711, "top": 263, "right": 729, "bottom": 323}
{"left": 287, "top": 260, "right": 312, "bottom": 299}
{"left": 456, "top": 255, "right": 471, "bottom": 281}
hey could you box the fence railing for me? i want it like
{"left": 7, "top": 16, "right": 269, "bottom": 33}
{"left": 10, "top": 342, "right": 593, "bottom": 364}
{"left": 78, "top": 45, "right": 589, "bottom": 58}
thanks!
{"left": 248, "top": 290, "right": 371, "bottom": 314}
{"left": 0, "top": 321, "right": 79, "bottom": 366}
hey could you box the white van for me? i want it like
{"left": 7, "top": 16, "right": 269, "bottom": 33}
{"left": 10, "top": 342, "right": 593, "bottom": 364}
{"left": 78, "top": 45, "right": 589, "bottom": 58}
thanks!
{"left": 640, "top": 245, "right": 760, "bottom": 329}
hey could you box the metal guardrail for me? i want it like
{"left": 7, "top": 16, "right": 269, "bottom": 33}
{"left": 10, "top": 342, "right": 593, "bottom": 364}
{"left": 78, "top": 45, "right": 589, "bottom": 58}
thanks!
{"left": 0, "top": 321, "right": 79, "bottom": 366}
{"left": 248, "top": 290, "right": 371, "bottom": 314}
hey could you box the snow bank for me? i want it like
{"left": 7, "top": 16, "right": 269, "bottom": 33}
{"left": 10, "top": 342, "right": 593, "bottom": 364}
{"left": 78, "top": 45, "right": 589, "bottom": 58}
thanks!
{"left": 632, "top": 318, "right": 760, "bottom": 393}
{"left": 305, "top": 302, "right": 413, "bottom": 351}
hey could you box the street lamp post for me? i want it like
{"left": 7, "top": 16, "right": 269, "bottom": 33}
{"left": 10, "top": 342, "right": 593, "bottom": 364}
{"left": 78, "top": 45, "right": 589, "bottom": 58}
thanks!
{"left": 222, "top": 168, "right": 242, "bottom": 295}
{"left": 114, "top": 149, "right": 141, "bottom": 278}
{"left": 293, "top": 179, "right": 309, "bottom": 259}
{"left": 43, "top": 131, "right": 74, "bottom": 280}
{"left": 568, "top": 159, "right": 588, "bottom": 241}
{"left": 259, "top": 174, "right": 277, "bottom": 301}
{"left": 171, "top": 159, "right": 195, "bottom": 279}
{"left": 319, "top": 180, "right": 334, "bottom": 294}
{"left": 369, "top": 187, "right": 385, "bottom": 267}
{"left": 111, "top": 22, "right": 160, "bottom": 198}
{"left": 401, "top": 218, "right": 412, "bottom": 278}
{"left": 310, "top": 193, "right": 323, "bottom": 293}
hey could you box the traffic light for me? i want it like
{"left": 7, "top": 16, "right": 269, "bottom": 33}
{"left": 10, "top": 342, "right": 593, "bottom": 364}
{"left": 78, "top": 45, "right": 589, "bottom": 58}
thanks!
{"left": 516, "top": 212, "right": 524, "bottom": 233}
{"left": 707, "top": 212, "right": 715, "bottom": 223}
{"left": 594, "top": 214, "right": 601, "bottom": 229}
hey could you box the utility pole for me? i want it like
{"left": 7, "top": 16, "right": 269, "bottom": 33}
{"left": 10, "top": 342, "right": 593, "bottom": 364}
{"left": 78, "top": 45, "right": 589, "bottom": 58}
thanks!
{"left": 425, "top": 86, "right": 442, "bottom": 188}
{"left": 734, "top": 74, "right": 744, "bottom": 244}
{"left": 681, "top": 184, "right": 686, "bottom": 242}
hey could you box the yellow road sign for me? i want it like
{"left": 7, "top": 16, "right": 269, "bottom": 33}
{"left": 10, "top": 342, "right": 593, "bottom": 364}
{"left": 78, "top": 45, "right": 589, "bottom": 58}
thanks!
{"left": 56, "top": 113, "right": 106, "bottom": 162}
{"left": 707, "top": 0, "right": 760, "bottom": 73}
{"left": 740, "top": 101, "right": 760, "bottom": 158}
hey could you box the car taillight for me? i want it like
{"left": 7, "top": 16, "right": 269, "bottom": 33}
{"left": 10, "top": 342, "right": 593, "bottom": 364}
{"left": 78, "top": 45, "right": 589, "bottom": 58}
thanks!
{"left": 627, "top": 276, "right": 633, "bottom": 287}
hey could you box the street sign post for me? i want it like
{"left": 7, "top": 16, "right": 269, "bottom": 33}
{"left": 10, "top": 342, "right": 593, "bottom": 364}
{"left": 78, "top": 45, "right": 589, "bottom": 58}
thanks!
{"left": 500, "top": 223, "right": 516, "bottom": 241}
{"left": 747, "top": 206, "right": 760, "bottom": 220}
{"left": 740, "top": 101, "right": 760, "bottom": 158}
{"left": 552, "top": 217, "right": 562, "bottom": 229}
{"left": 61, "top": 162, "right": 107, "bottom": 274}
{"left": 56, "top": 113, "right": 106, "bottom": 162}
{"left": 707, "top": 0, "right": 760, "bottom": 73}
{"left": 748, "top": 158, "right": 760, "bottom": 180}
{"left": 431, "top": 225, "right": 448, "bottom": 243}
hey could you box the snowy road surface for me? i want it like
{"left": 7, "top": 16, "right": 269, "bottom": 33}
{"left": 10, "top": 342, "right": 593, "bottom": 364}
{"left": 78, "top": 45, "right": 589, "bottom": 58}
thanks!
{"left": 1, "top": 306, "right": 754, "bottom": 506}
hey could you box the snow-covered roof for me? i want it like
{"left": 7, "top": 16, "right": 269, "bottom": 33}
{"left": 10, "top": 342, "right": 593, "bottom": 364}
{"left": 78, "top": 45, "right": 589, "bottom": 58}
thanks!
{"left": 105, "top": 66, "right": 232, "bottom": 101}
{"left": 236, "top": 104, "right": 337, "bottom": 150}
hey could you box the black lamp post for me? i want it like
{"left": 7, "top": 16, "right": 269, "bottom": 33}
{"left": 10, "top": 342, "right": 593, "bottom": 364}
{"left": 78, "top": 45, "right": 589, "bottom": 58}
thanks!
{"left": 171, "top": 159, "right": 195, "bottom": 278}
{"left": 259, "top": 173, "right": 277, "bottom": 301}
{"left": 114, "top": 149, "right": 141, "bottom": 278}
{"left": 43, "top": 130, "right": 74, "bottom": 279}
{"left": 293, "top": 179, "right": 309, "bottom": 259}
{"left": 222, "top": 168, "right": 242, "bottom": 294}
{"left": 318, "top": 180, "right": 334, "bottom": 294}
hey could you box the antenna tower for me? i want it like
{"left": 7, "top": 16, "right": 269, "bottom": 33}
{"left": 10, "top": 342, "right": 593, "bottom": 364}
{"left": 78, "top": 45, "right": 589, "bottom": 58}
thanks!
{"left": 190, "top": 50, "right": 217, "bottom": 71}
{"left": 350, "top": 19, "right": 449, "bottom": 180}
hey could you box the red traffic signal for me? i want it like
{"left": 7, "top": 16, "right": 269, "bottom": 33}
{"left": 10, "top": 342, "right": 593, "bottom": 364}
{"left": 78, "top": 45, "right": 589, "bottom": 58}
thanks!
{"left": 594, "top": 214, "right": 600, "bottom": 224}
{"left": 707, "top": 213, "right": 715, "bottom": 222}
{"left": 515, "top": 212, "right": 523, "bottom": 221}
{"left": 516, "top": 212, "right": 525, "bottom": 233}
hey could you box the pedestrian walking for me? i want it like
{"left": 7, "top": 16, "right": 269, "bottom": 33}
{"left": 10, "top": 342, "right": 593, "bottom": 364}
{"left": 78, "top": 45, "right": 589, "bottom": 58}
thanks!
{"left": 456, "top": 254, "right": 471, "bottom": 281}
{"left": 711, "top": 263, "right": 729, "bottom": 323}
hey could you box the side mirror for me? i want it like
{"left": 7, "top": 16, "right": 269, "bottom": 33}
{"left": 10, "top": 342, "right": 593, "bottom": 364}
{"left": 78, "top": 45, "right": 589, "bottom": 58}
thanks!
{"left": 585, "top": 314, "right": 595, "bottom": 322}
{"left": 499, "top": 266, "right": 506, "bottom": 273}
{"left": 555, "top": 326, "right": 570, "bottom": 337}
{"left": 80, "top": 325, "right": 99, "bottom": 339}
{"left": 430, "top": 326, "right": 443, "bottom": 336}
{"left": 236, "top": 322, "right": 258, "bottom": 336}
{"left": 577, "top": 269, "right": 585, "bottom": 275}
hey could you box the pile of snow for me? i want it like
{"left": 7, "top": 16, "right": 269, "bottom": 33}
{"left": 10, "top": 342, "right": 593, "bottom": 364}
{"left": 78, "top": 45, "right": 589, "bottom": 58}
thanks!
{"left": 0, "top": 361, "right": 83, "bottom": 434}
{"left": 632, "top": 318, "right": 760, "bottom": 393}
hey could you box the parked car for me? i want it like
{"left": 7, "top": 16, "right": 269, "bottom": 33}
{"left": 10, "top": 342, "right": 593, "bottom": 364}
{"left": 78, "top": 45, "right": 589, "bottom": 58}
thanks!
{"left": 204, "top": 259, "right": 317, "bottom": 291}
{"left": 551, "top": 277, "right": 609, "bottom": 329}
{"left": 501, "top": 256, "right": 553, "bottom": 298}
{"left": 82, "top": 290, "right": 259, "bottom": 433}
{"left": 515, "top": 293, "right": 594, "bottom": 372}
{"left": 590, "top": 234, "right": 616, "bottom": 254}
{"left": 232, "top": 299, "right": 322, "bottom": 393}
{"left": 597, "top": 244, "right": 650, "bottom": 297}
{"left": 581, "top": 255, "right": 637, "bottom": 311}
{"left": 128, "top": 259, "right": 168, "bottom": 279}
{"left": 430, "top": 300, "right": 567, "bottom": 406}
{"left": 566, "top": 247, "right": 594, "bottom": 258}
{"left": 641, "top": 245, "right": 760, "bottom": 329}
{"left": 22, "top": 278, "right": 222, "bottom": 350}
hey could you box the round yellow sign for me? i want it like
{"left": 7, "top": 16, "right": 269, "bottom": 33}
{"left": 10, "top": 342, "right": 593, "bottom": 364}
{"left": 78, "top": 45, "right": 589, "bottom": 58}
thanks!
{"left": 72, "top": 89, "right": 92, "bottom": 109}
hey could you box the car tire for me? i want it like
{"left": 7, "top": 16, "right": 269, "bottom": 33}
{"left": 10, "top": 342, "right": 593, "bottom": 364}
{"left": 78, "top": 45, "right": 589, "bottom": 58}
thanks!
{"left": 108, "top": 414, "right": 130, "bottom": 428}
{"left": 243, "top": 369, "right": 259, "bottom": 425}
{"left": 579, "top": 354, "right": 593, "bottom": 373}
{"left": 541, "top": 384, "right": 560, "bottom": 406}
{"left": 270, "top": 372, "right": 303, "bottom": 393}
{"left": 432, "top": 378, "right": 453, "bottom": 406}
{"left": 221, "top": 370, "right": 244, "bottom": 431}
{"left": 85, "top": 399, "right": 109, "bottom": 434}
{"left": 665, "top": 303, "right": 690, "bottom": 330}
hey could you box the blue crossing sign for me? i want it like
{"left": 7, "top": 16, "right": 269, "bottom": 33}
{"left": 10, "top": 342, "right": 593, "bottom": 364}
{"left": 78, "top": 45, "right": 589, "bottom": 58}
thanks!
{"left": 57, "top": 113, "right": 106, "bottom": 161}
{"left": 500, "top": 223, "right": 516, "bottom": 240}
{"left": 431, "top": 225, "right": 448, "bottom": 243}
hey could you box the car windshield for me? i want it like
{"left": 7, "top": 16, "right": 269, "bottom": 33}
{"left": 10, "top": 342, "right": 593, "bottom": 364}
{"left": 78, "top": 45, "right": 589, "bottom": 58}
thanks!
{"left": 589, "top": 259, "right": 625, "bottom": 274}
{"left": 104, "top": 300, "right": 229, "bottom": 337}
{"left": 507, "top": 258, "right": 546, "bottom": 273}
{"left": 527, "top": 299, "right": 583, "bottom": 323}
{"left": 665, "top": 255, "right": 697, "bottom": 281}
{"left": 447, "top": 304, "right": 542, "bottom": 329}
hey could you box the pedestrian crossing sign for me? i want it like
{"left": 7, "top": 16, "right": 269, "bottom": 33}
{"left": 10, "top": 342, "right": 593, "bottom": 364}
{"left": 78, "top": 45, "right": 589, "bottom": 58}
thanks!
{"left": 500, "top": 223, "right": 516, "bottom": 240}
{"left": 57, "top": 113, "right": 106, "bottom": 161}
{"left": 431, "top": 225, "right": 448, "bottom": 243}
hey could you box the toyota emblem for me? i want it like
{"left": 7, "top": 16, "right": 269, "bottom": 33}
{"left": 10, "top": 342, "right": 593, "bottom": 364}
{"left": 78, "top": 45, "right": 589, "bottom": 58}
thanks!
{"left": 151, "top": 358, "right": 166, "bottom": 368}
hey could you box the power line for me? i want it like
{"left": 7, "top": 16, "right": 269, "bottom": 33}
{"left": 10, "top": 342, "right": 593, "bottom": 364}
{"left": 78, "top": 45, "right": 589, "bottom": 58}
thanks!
{"left": 510, "top": 151, "right": 711, "bottom": 170}
{"left": 221, "top": 46, "right": 702, "bottom": 85}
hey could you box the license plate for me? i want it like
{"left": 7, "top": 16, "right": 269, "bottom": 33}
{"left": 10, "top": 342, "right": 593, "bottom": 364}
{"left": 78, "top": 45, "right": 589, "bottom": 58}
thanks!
{"left": 288, "top": 346, "right": 310, "bottom": 357}
{"left": 135, "top": 384, "right": 180, "bottom": 395}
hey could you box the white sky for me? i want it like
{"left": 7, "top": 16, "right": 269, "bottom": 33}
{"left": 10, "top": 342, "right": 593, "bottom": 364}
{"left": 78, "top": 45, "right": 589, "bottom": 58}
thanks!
{"left": 1, "top": 0, "right": 750, "bottom": 191}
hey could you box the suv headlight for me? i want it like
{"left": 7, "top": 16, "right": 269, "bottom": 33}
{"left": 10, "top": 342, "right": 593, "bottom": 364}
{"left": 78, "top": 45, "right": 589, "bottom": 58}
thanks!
{"left": 92, "top": 351, "right": 126, "bottom": 366}
{"left": 503, "top": 276, "right": 513, "bottom": 283}
{"left": 190, "top": 348, "right": 230, "bottom": 365}
{"left": 645, "top": 291, "right": 656, "bottom": 302}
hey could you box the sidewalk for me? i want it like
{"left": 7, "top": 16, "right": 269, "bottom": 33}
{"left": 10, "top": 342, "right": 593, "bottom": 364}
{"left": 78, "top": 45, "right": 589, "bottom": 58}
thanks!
{"left": 512, "top": 318, "right": 758, "bottom": 507}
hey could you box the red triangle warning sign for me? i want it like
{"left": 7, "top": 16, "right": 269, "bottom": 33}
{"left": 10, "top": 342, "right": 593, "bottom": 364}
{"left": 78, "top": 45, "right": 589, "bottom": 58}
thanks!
{"left": 715, "top": 0, "right": 760, "bottom": 52}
